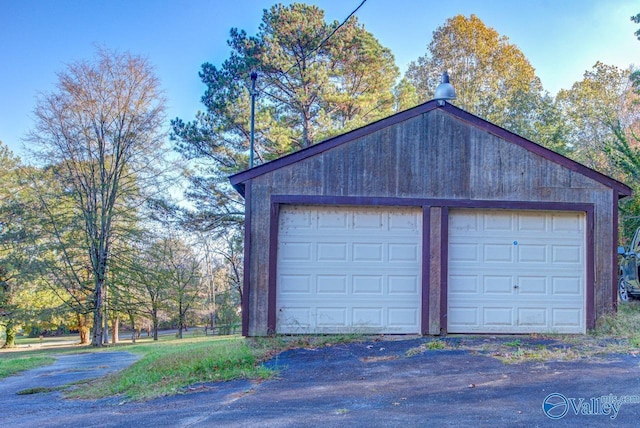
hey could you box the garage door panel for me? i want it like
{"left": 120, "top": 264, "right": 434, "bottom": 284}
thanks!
{"left": 389, "top": 275, "right": 419, "bottom": 294}
{"left": 552, "top": 245, "right": 582, "bottom": 263}
{"left": 484, "top": 212, "right": 513, "bottom": 230}
{"left": 317, "top": 211, "right": 348, "bottom": 229}
{"left": 484, "top": 244, "right": 513, "bottom": 262}
{"left": 389, "top": 212, "right": 420, "bottom": 230}
{"left": 518, "top": 215, "right": 546, "bottom": 231}
{"left": 449, "top": 243, "right": 480, "bottom": 261}
{"left": 517, "top": 308, "right": 546, "bottom": 326}
{"left": 518, "top": 245, "right": 546, "bottom": 262}
{"left": 317, "top": 275, "right": 348, "bottom": 294}
{"left": 450, "top": 211, "right": 479, "bottom": 231}
{"left": 353, "top": 212, "right": 384, "bottom": 229}
{"left": 552, "top": 215, "right": 582, "bottom": 232}
{"left": 448, "top": 307, "right": 479, "bottom": 328}
{"left": 517, "top": 276, "right": 547, "bottom": 295}
{"left": 389, "top": 244, "right": 418, "bottom": 262}
{"left": 352, "top": 307, "right": 383, "bottom": 327}
{"left": 448, "top": 209, "right": 585, "bottom": 334}
{"left": 279, "top": 307, "right": 312, "bottom": 331}
{"left": 353, "top": 243, "right": 383, "bottom": 261}
{"left": 483, "top": 307, "right": 513, "bottom": 326}
{"left": 552, "top": 308, "right": 582, "bottom": 328}
{"left": 388, "top": 308, "right": 419, "bottom": 326}
{"left": 483, "top": 276, "right": 513, "bottom": 294}
{"left": 317, "top": 243, "right": 347, "bottom": 261}
{"left": 317, "top": 308, "right": 348, "bottom": 327}
{"left": 449, "top": 275, "right": 480, "bottom": 293}
{"left": 279, "top": 242, "right": 312, "bottom": 260}
{"left": 281, "top": 209, "right": 313, "bottom": 229}
{"left": 277, "top": 205, "right": 421, "bottom": 334}
{"left": 551, "top": 277, "right": 581, "bottom": 295}
{"left": 353, "top": 276, "right": 383, "bottom": 294}
{"left": 279, "top": 275, "right": 312, "bottom": 294}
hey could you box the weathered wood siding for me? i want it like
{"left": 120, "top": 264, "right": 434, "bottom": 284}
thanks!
{"left": 245, "top": 108, "right": 616, "bottom": 335}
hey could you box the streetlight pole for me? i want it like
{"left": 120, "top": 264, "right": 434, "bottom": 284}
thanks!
{"left": 249, "top": 71, "right": 257, "bottom": 169}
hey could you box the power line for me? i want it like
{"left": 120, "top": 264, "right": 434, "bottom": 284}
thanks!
{"left": 249, "top": 0, "right": 368, "bottom": 156}
{"left": 282, "top": 0, "right": 368, "bottom": 76}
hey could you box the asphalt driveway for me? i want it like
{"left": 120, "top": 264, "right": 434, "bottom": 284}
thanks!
{"left": 2, "top": 337, "right": 640, "bottom": 427}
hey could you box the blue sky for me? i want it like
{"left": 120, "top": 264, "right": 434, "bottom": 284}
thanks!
{"left": 1, "top": 0, "right": 638, "bottom": 157}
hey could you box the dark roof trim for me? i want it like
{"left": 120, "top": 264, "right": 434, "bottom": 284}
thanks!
{"left": 229, "top": 100, "right": 632, "bottom": 198}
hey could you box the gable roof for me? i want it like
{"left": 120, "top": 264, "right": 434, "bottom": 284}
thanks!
{"left": 229, "top": 100, "right": 632, "bottom": 198}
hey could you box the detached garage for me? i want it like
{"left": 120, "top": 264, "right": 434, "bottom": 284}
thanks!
{"left": 230, "top": 100, "right": 631, "bottom": 336}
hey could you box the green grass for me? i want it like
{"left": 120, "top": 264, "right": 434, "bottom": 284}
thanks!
{"left": 0, "top": 356, "right": 56, "bottom": 378}
{"left": 426, "top": 340, "right": 446, "bottom": 350}
{"left": 67, "top": 335, "right": 276, "bottom": 401}
{"left": 261, "top": 333, "right": 365, "bottom": 349}
{"left": 594, "top": 301, "right": 640, "bottom": 343}
{"left": 16, "top": 386, "right": 61, "bottom": 395}
{"left": 0, "top": 331, "right": 365, "bottom": 402}
{"left": 405, "top": 339, "right": 448, "bottom": 357}
{"left": 496, "top": 302, "right": 640, "bottom": 363}
{"left": 503, "top": 339, "right": 522, "bottom": 347}
{"left": 66, "top": 334, "right": 365, "bottom": 401}
{"left": 495, "top": 345, "right": 581, "bottom": 364}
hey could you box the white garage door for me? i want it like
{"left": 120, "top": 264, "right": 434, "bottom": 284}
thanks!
{"left": 277, "top": 205, "right": 422, "bottom": 334}
{"left": 448, "top": 209, "right": 585, "bottom": 334}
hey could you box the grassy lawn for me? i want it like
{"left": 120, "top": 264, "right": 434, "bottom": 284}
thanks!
{"left": 594, "top": 300, "right": 640, "bottom": 345}
{"left": 67, "top": 335, "right": 277, "bottom": 401}
{"left": 0, "top": 334, "right": 93, "bottom": 374}
{"left": 75, "top": 333, "right": 365, "bottom": 401}
{"left": 0, "top": 356, "right": 56, "bottom": 378}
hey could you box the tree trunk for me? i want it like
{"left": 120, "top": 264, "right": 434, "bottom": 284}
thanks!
{"left": 111, "top": 314, "right": 119, "bottom": 344}
{"left": 2, "top": 319, "right": 16, "bottom": 348}
{"left": 152, "top": 309, "right": 159, "bottom": 341}
{"left": 128, "top": 312, "right": 136, "bottom": 343}
{"left": 301, "top": 110, "right": 311, "bottom": 148}
{"left": 77, "top": 313, "right": 91, "bottom": 345}
{"left": 178, "top": 301, "right": 184, "bottom": 339}
{"left": 91, "top": 280, "right": 104, "bottom": 346}
{"left": 103, "top": 284, "right": 109, "bottom": 345}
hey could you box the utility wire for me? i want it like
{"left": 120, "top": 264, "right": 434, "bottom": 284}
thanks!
{"left": 281, "top": 0, "right": 368, "bottom": 76}
{"left": 254, "top": 0, "right": 368, "bottom": 104}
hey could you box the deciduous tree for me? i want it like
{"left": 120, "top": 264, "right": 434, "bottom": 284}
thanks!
{"left": 26, "top": 48, "right": 166, "bottom": 346}
{"left": 162, "top": 238, "right": 204, "bottom": 339}
{"left": 0, "top": 142, "right": 24, "bottom": 347}
{"left": 556, "top": 62, "right": 637, "bottom": 175}
{"left": 605, "top": 12, "right": 640, "bottom": 238}
{"left": 406, "top": 14, "right": 547, "bottom": 141}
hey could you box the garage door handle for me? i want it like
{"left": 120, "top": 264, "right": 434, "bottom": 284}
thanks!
{"left": 513, "top": 285, "right": 519, "bottom": 289}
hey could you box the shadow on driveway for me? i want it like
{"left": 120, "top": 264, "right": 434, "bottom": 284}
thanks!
{"left": 2, "top": 337, "right": 640, "bottom": 427}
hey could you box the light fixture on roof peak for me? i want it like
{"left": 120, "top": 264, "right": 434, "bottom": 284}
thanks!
{"left": 433, "top": 71, "right": 456, "bottom": 105}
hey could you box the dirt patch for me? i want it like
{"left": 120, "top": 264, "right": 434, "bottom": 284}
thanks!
{"left": 360, "top": 355, "right": 398, "bottom": 363}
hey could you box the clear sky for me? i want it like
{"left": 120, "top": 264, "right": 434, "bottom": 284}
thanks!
{"left": 1, "top": 0, "right": 638, "bottom": 157}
